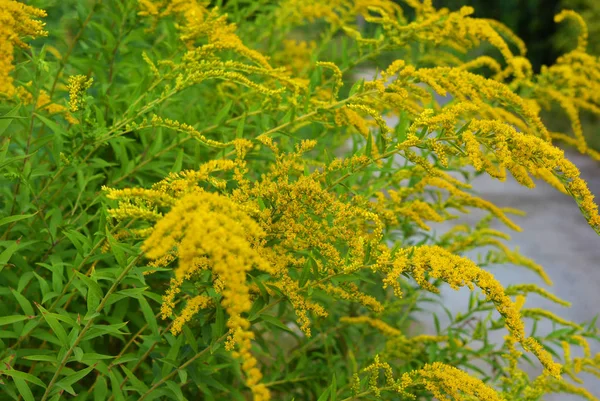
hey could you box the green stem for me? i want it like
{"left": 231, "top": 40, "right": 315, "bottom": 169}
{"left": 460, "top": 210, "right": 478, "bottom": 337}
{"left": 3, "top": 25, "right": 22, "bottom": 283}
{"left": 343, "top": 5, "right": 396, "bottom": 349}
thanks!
{"left": 40, "top": 253, "right": 142, "bottom": 401}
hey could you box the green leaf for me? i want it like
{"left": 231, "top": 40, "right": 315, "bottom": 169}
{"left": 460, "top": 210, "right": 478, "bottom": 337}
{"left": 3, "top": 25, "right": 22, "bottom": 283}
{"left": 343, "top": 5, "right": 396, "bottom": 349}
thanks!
{"left": 281, "top": 105, "right": 296, "bottom": 124}
{"left": 75, "top": 271, "right": 103, "bottom": 316}
{"left": 0, "top": 241, "right": 22, "bottom": 271}
{"left": 82, "top": 323, "right": 129, "bottom": 341}
{"left": 94, "top": 376, "right": 108, "bottom": 401}
{"left": 0, "top": 213, "right": 35, "bottom": 227}
{"left": 11, "top": 288, "right": 34, "bottom": 316}
{"left": 36, "top": 303, "right": 69, "bottom": 347}
{"left": 547, "top": 327, "right": 576, "bottom": 340}
{"left": 365, "top": 131, "right": 373, "bottom": 159}
{"left": 298, "top": 258, "right": 312, "bottom": 288}
{"left": 173, "top": 148, "right": 184, "bottom": 172}
{"left": 317, "top": 388, "right": 331, "bottom": 401}
{"left": 74, "top": 346, "right": 84, "bottom": 361}
{"left": 0, "top": 152, "right": 33, "bottom": 170}
{"left": 55, "top": 381, "right": 77, "bottom": 396}
{"left": 109, "top": 370, "right": 125, "bottom": 401}
{"left": 64, "top": 229, "right": 92, "bottom": 254}
{"left": 0, "top": 369, "right": 47, "bottom": 388}
{"left": 330, "top": 374, "right": 337, "bottom": 401}
{"left": 0, "top": 315, "right": 29, "bottom": 326}
{"left": 117, "top": 287, "right": 149, "bottom": 298}
{"left": 79, "top": 353, "right": 114, "bottom": 361}
{"left": 34, "top": 272, "right": 51, "bottom": 299}
{"left": 213, "top": 100, "right": 233, "bottom": 125}
{"left": 34, "top": 112, "right": 68, "bottom": 137}
{"left": 13, "top": 377, "right": 35, "bottom": 401}
{"left": 105, "top": 229, "right": 127, "bottom": 267}
{"left": 433, "top": 313, "right": 441, "bottom": 334}
{"left": 0, "top": 104, "right": 21, "bottom": 136}
{"left": 348, "top": 78, "right": 364, "bottom": 97}
{"left": 165, "top": 381, "right": 185, "bottom": 401}
{"left": 23, "top": 354, "right": 57, "bottom": 362}
{"left": 162, "top": 335, "right": 184, "bottom": 377}
{"left": 121, "top": 365, "right": 149, "bottom": 394}
{"left": 56, "top": 364, "right": 95, "bottom": 388}
{"left": 182, "top": 325, "right": 198, "bottom": 353}
{"left": 258, "top": 315, "right": 296, "bottom": 335}
{"left": 236, "top": 114, "right": 246, "bottom": 138}
{"left": 139, "top": 296, "right": 159, "bottom": 336}
{"left": 112, "top": 354, "right": 140, "bottom": 366}
{"left": 455, "top": 120, "right": 472, "bottom": 137}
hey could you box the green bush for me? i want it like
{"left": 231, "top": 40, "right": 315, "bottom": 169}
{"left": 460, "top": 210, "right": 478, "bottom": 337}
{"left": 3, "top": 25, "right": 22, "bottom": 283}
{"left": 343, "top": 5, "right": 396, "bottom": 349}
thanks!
{"left": 1, "top": 1, "right": 600, "bottom": 400}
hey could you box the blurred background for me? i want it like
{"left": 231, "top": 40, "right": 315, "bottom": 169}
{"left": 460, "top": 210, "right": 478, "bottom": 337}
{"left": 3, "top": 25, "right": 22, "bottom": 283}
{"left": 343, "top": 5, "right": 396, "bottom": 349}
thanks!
{"left": 435, "top": 0, "right": 600, "bottom": 71}
{"left": 432, "top": 0, "right": 600, "bottom": 152}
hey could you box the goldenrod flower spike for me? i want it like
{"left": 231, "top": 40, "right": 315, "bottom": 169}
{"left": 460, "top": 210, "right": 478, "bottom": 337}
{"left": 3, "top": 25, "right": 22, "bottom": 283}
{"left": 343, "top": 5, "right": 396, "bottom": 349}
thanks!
{"left": 139, "top": 1, "right": 271, "bottom": 68}
{"left": 316, "top": 61, "right": 343, "bottom": 99}
{"left": 483, "top": 18, "right": 527, "bottom": 56}
{"left": 141, "top": 190, "right": 274, "bottom": 400}
{"left": 467, "top": 119, "right": 600, "bottom": 232}
{"left": 68, "top": 75, "right": 93, "bottom": 113}
{"left": 408, "top": 362, "right": 505, "bottom": 401}
{"left": 555, "top": 10, "right": 589, "bottom": 53}
{"left": 393, "top": 245, "right": 562, "bottom": 377}
{"left": 0, "top": 0, "right": 47, "bottom": 97}
{"left": 361, "top": 356, "right": 506, "bottom": 400}
{"left": 341, "top": 316, "right": 402, "bottom": 337}
{"left": 171, "top": 295, "right": 213, "bottom": 335}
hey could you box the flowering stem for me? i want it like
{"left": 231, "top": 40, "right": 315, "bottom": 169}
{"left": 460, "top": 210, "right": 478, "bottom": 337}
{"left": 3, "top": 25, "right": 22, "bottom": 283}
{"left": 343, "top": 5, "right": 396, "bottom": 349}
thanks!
{"left": 263, "top": 376, "right": 316, "bottom": 387}
{"left": 48, "top": 1, "right": 100, "bottom": 99}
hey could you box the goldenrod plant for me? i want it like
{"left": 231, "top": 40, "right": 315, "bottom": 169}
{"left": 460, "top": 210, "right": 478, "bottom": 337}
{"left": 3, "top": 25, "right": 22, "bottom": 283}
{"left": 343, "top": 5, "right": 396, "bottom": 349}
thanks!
{"left": 1, "top": 0, "right": 600, "bottom": 400}
{"left": 556, "top": 0, "right": 600, "bottom": 56}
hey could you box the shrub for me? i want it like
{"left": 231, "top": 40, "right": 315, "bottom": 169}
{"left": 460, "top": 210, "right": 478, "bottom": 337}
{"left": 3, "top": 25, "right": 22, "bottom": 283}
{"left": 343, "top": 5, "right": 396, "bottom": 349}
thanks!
{"left": 1, "top": 0, "right": 600, "bottom": 400}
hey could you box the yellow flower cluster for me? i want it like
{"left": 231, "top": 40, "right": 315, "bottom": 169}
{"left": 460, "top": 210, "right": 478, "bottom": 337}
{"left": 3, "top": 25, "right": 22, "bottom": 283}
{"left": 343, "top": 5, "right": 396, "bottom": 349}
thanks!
{"left": 139, "top": 0, "right": 270, "bottom": 68}
{"left": 16, "top": 86, "right": 78, "bottom": 124}
{"left": 139, "top": 190, "right": 274, "bottom": 400}
{"left": 342, "top": 316, "right": 451, "bottom": 362}
{"left": 374, "top": 245, "right": 562, "bottom": 377}
{"left": 505, "top": 284, "right": 571, "bottom": 307}
{"left": 500, "top": 331, "right": 596, "bottom": 401}
{"left": 171, "top": 294, "right": 213, "bottom": 335}
{"left": 361, "top": 356, "right": 504, "bottom": 401}
{"left": 273, "top": 40, "right": 316, "bottom": 74}
{"left": 410, "top": 362, "right": 505, "bottom": 401}
{"left": 67, "top": 75, "right": 93, "bottom": 113}
{"left": 466, "top": 119, "right": 600, "bottom": 231}
{"left": 97, "top": 1, "right": 600, "bottom": 399}
{"left": 0, "top": 0, "right": 46, "bottom": 97}
{"left": 316, "top": 283, "right": 384, "bottom": 313}
{"left": 341, "top": 316, "right": 400, "bottom": 337}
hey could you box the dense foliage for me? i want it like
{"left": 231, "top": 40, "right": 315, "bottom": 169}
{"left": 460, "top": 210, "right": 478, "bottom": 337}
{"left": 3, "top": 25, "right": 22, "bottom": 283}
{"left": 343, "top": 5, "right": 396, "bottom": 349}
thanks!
{"left": 2, "top": 0, "right": 600, "bottom": 400}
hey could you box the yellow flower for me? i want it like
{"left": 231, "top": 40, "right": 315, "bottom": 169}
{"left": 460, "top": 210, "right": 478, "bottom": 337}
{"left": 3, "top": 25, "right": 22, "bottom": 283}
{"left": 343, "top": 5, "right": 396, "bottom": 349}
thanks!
{"left": 341, "top": 316, "right": 401, "bottom": 337}
{"left": 393, "top": 245, "right": 562, "bottom": 377}
{"left": 142, "top": 190, "right": 274, "bottom": 400}
{"left": 0, "top": 0, "right": 46, "bottom": 97}
{"left": 407, "top": 362, "right": 505, "bottom": 401}
{"left": 67, "top": 75, "right": 93, "bottom": 112}
{"left": 171, "top": 295, "right": 213, "bottom": 335}
{"left": 555, "top": 10, "right": 588, "bottom": 52}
